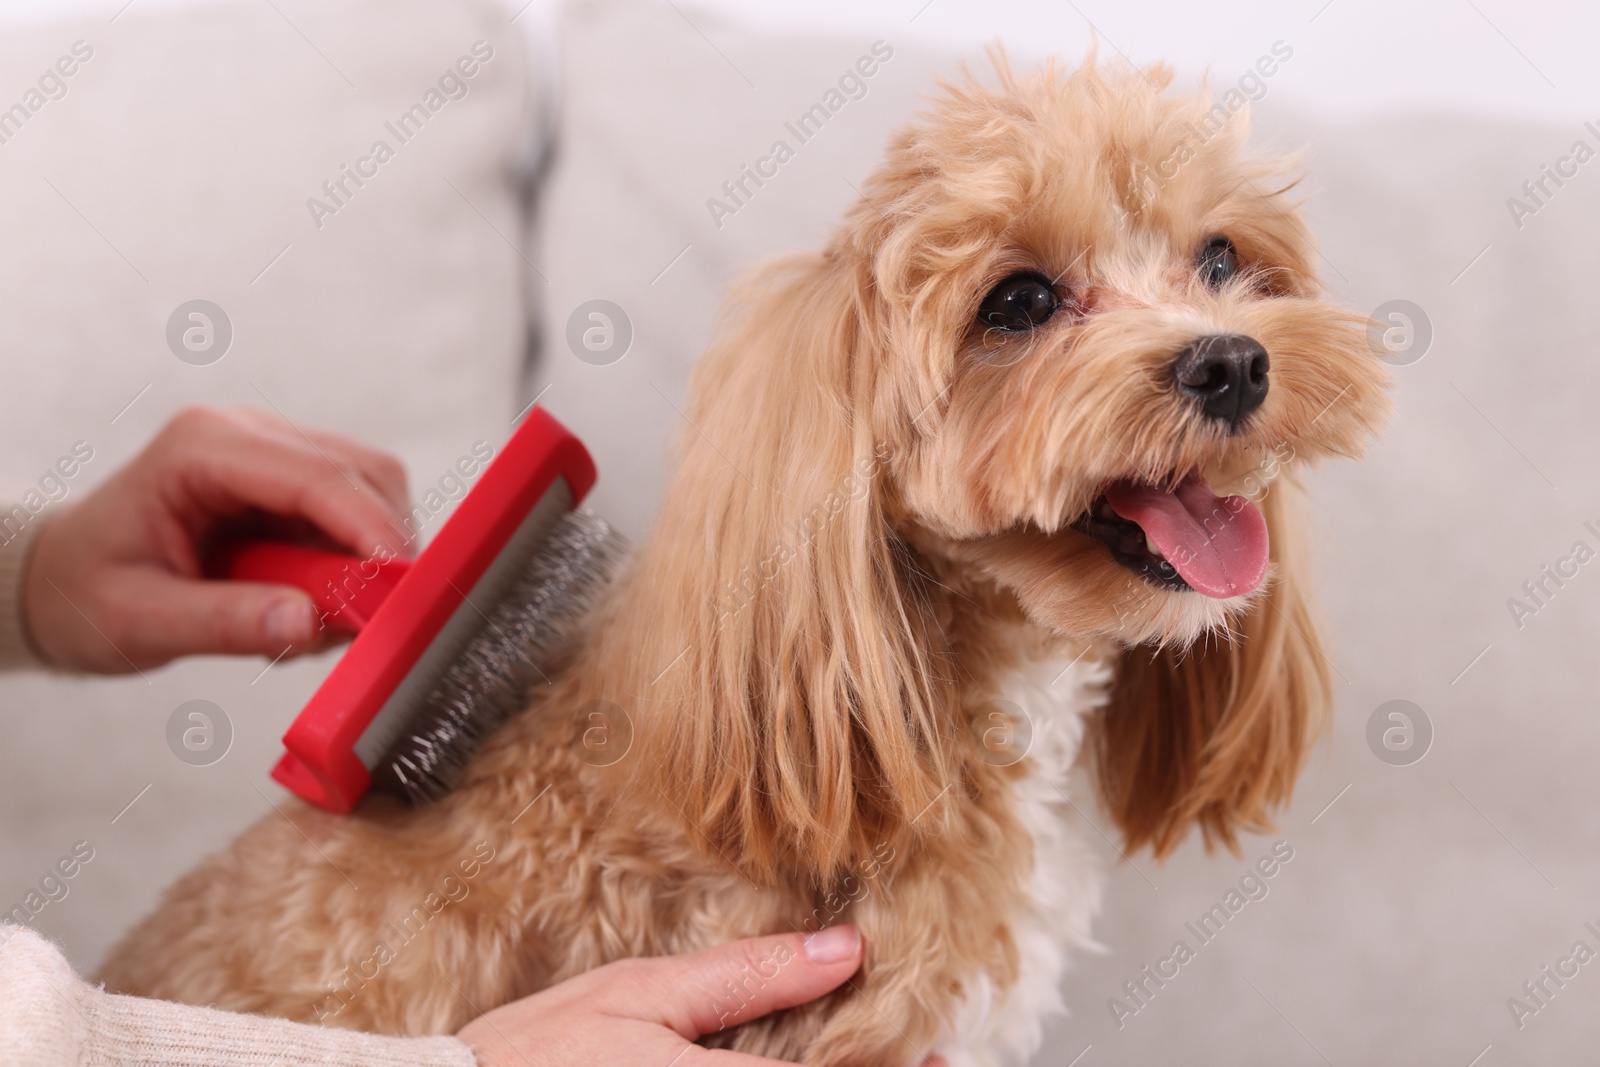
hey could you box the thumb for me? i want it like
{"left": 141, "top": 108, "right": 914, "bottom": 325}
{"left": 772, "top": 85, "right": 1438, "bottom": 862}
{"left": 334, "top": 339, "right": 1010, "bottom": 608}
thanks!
{"left": 626, "top": 926, "right": 862, "bottom": 1040}
{"left": 112, "top": 569, "right": 322, "bottom": 663}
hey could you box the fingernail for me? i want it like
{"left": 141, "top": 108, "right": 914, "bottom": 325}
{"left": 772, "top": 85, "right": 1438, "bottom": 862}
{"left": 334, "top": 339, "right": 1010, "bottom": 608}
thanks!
{"left": 264, "top": 599, "right": 312, "bottom": 645}
{"left": 803, "top": 924, "right": 860, "bottom": 965}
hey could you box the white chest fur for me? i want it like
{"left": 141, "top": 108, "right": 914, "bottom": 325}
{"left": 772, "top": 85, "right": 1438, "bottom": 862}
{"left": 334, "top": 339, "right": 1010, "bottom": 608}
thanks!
{"left": 937, "top": 640, "right": 1113, "bottom": 1067}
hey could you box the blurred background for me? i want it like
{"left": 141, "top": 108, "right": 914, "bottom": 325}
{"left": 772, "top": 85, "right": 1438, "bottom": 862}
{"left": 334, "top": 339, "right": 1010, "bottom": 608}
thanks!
{"left": 0, "top": 0, "right": 1595, "bottom": 1064}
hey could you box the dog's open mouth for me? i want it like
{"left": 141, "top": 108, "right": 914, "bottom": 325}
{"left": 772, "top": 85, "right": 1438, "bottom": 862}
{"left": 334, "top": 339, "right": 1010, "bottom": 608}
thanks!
{"left": 1072, "top": 471, "right": 1269, "bottom": 599}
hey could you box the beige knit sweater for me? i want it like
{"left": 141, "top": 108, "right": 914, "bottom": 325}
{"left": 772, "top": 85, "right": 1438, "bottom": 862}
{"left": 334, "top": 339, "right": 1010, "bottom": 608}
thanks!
{"left": 0, "top": 927, "right": 478, "bottom": 1066}
{"left": 0, "top": 516, "right": 479, "bottom": 1064}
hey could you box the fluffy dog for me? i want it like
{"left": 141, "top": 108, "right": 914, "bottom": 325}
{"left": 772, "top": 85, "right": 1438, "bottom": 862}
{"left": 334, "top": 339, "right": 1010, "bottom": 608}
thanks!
{"left": 98, "top": 54, "right": 1389, "bottom": 1066}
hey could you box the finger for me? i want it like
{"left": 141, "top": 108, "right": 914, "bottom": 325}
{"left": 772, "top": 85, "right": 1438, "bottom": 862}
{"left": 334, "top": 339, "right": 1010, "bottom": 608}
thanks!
{"left": 102, "top": 569, "right": 323, "bottom": 664}
{"left": 229, "top": 408, "right": 411, "bottom": 520}
{"left": 609, "top": 926, "right": 863, "bottom": 1041}
{"left": 157, "top": 410, "right": 405, "bottom": 557}
{"left": 299, "top": 429, "right": 411, "bottom": 519}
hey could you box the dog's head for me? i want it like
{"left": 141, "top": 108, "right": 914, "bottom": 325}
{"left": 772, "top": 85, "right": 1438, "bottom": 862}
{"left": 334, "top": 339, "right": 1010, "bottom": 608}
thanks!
{"left": 621, "top": 54, "right": 1389, "bottom": 876}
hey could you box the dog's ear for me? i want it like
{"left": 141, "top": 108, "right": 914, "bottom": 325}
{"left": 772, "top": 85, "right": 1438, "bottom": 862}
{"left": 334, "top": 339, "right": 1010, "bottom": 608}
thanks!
{"left": 1088, "top": 476, "right": 1329, "bottom": 856}
{"left": 617, "top": 251, "right": 954, "bottom": 882}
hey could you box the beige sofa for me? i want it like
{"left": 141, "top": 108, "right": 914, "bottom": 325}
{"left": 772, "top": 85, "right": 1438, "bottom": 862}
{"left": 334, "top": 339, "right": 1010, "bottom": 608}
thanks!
{"left": 3, "top": 0, "right": 1597, "bottom": 1063}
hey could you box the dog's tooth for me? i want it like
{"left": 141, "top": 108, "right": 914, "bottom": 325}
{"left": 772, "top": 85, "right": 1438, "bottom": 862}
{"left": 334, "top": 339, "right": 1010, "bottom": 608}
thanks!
{"left": 1144, "top": 533, "right": 1163, "bottom": 558}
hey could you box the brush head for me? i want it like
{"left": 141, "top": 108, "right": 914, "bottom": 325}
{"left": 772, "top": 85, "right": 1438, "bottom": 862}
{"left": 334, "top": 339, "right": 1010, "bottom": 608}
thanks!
{"left": 369, "top": 507, "right": 628, "bottom": 804}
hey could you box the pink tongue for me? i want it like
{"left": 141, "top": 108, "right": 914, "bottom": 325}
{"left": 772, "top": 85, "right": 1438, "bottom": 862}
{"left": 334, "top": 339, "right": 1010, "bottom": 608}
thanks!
{"left": 1102, "top": 474, "right": 1269, "bottom": 599}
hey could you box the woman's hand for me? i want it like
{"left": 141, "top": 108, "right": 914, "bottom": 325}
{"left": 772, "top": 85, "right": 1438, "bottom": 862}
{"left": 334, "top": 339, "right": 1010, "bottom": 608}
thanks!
{"left": 23, "top": 406, "right": 409, "bottom": 671}
{"left": 458, "top": 925, "right": 942, "bottom": 1066}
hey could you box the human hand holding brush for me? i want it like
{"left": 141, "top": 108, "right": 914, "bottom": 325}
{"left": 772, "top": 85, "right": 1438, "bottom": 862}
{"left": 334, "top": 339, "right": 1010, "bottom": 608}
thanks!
{"left": 22, "top": 399, "right": 623, "bottom": 811}
{"left": 23, "top": 405, "right": 411, "bottom": 671}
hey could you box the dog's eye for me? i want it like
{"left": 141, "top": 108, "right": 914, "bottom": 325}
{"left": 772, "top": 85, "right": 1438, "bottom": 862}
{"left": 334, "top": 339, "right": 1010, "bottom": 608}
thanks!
{"left": 1197, "top": 236, "right": 1238, "bottom": 288}
{"left": 978, "top": 273, "right": 1060, "bottom": 332}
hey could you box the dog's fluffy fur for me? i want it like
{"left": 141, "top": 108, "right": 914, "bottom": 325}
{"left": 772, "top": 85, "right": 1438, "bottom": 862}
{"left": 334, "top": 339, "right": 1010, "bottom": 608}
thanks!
{"left": 98, "top": 55, "right": 1389, "bottom": 1065}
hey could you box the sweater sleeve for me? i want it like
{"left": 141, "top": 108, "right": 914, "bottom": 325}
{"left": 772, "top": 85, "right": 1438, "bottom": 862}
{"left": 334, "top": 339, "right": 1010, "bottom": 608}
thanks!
{"left": 0, "top": 926, "right": 479, "bottom": 1067}
{"left": 0, "top": 481, "right": 45, "bottom": 669}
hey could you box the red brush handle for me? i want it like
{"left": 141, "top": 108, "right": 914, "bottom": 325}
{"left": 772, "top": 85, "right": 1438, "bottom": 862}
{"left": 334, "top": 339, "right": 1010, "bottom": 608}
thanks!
{"left": 209, "top": 541, "right": 412, "bottom": 634}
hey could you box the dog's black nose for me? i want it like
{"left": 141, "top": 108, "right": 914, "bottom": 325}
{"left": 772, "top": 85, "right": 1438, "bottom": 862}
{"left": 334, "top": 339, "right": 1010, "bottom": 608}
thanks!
{"left": 1172, "top": 334, "right": 1270, "bottom": 430}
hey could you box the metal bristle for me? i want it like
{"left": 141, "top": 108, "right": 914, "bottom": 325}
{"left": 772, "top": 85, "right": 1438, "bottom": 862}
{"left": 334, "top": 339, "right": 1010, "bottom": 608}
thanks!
{"left": 372, "top": 508, "right": 628, "bottom": 804}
